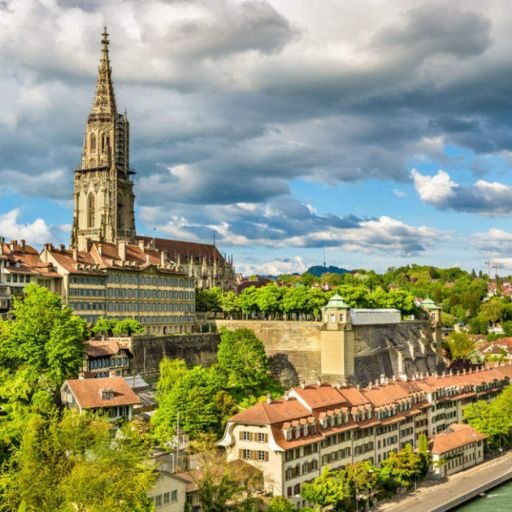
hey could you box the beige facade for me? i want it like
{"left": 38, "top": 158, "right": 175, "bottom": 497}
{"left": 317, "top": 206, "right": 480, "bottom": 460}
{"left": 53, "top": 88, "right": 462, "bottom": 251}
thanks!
{"left": 220, "top": 364, "right": 512, "bottom": 508}
{"left": 41, "top": 240, "right": 195, "bottom": 333}
{"left": 430, "top": 424, "right": 486, "bottom": 478}
{"left": 148, "top": 471, "right": 187, "bottom": 512}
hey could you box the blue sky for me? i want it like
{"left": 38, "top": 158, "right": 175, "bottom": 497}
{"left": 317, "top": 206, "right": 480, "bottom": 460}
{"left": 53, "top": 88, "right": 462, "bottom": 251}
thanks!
{"left": 2, "top": 0, "right": 512, "bottom": 275}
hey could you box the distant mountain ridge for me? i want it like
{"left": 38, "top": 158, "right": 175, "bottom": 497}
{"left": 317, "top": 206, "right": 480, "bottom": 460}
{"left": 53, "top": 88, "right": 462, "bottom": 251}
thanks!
{"left": 307, "top": 265, "right": 350, "bottom": 277}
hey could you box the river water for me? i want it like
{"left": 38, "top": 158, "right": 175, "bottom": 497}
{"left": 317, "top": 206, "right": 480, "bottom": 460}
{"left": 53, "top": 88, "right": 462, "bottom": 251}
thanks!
{"left": 453, "top": 480, "right": 512, "bottom": 511}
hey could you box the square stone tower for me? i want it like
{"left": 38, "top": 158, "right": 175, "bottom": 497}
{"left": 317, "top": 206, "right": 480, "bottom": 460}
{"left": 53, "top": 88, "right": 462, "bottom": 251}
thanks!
{"left": 71, "top": 28, "right": 136, "bottom": 250}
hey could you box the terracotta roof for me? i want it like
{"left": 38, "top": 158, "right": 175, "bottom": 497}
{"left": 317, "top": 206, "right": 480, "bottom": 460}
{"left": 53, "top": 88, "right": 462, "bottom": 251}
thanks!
{"left": 430, "top": 424, "right": 487, "bottom": 454}
{"left": 63, "top": 376, "right": 140, "bottom": 409}
{"left": 230, "top": 398, "right": 310, "bottom": 425}
{"left": 292, "top": 385, "right": 348, "bottom": 409}
{"left": 1, "top": 242, "right": 61, "bottom": 277}
{"left": 85, "top": 339, "right": 132, "bottom": 358}
{"left": 136, "top": 235, "right": 225, "bottom": 263}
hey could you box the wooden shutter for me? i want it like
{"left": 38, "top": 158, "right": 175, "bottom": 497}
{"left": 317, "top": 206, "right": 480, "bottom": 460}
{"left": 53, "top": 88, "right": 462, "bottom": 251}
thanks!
{"left": 265, "top": 451, "right": 269, "bottom": 461}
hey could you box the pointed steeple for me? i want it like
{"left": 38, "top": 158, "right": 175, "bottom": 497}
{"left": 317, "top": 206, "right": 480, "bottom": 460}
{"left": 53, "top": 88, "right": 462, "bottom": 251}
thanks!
{"left": 90, "top": 27, "right": 117, "bottom": 118}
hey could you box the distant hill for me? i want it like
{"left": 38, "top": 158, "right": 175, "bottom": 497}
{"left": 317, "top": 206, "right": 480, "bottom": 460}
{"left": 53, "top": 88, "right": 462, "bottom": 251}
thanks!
{"left": 307, "top": 265, "right": 350, "bottom": 277}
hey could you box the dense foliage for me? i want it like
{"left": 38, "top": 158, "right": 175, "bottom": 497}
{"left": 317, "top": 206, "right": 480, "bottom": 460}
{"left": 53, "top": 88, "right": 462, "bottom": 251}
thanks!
{"left": 0, "top": 285, "right": 87, "bottom": 464}
{"left": 0, "top": 410, "right": 155, "bottom": 512}
{"left": 464, "top": 384, "right": 512, "bottom": 450}
{"left": 151, "top": 328, "right": 283, "bottom": 443}
{"left": 91, "top": 317, "right": 144, "bottom": 337}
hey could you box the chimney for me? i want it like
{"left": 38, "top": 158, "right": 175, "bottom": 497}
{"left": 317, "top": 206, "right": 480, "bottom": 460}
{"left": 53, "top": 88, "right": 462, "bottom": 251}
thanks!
{"left": 72, "top": 248, "right": 78, "bottom": 262}
{"left": 138, "top": 239, "right": 145, "bottom": 251}
{"left": 380, "top": 374, "right": 385, "bottom": 385}
{"left": 59, "top": 244, "right": 65, "bottom": 252}
{"left": 300, "top": 381, "right": 306, "bottom": 389}
{"left": 0, "top": 236, "right": 4, "bottom": 255}
{"left": 118, "top": 239, "right": 127, "bottom": 261}
{"left": 9, "top": 240, "right": 17, "bottom": 252}
{"left": 160, "top": 250, "right": 167, "bottom": 267}
{"left": 266, "top": 393, "right": 272, "bottom": 404}
{"left": 20, "top": 239, "right": 26, "bottom": 251}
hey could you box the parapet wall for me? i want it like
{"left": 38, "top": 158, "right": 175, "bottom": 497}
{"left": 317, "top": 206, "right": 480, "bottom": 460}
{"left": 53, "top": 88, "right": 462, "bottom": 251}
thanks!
{"left": 215, "top": 319, "right": 440, "bottom": 387}
{"left": 130, "top": 333, "right": 220, "bottom": 378}
{"left": 127, "top": 320, "right": 440, "bottom": 387}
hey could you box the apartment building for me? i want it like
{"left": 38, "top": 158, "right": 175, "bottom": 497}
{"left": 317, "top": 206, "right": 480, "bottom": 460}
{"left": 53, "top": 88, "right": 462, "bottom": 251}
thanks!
{"left": 41, "top": 240, "right": 195, "bottom": 334}
{"left": 219, "top": 364, "right": 512, "bottom": 507}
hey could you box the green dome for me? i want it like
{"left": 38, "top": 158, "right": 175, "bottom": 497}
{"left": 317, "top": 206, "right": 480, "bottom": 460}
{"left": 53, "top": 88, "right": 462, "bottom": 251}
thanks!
{"left": 325, "top": 293, "right": 349, "bottom": 309}
{"left": 421, "top": 297, "right": 441, "bottom": 310}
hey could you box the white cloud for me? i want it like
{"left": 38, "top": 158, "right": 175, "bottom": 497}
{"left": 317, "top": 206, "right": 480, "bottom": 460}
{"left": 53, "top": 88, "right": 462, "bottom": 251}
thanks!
{"left": 236, "top": 256, "right": 307, "bottom": 276}
{"left": 412, "top": 169, "right": 512, "bottom": 215}
{"left": 0, "top": 208, "right": 53, "bottom": 244}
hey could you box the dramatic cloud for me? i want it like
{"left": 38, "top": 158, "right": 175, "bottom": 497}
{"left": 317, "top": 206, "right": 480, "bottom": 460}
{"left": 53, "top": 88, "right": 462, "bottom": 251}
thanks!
{"left": 412, "top": 169, "right": 512, "bottom": 215}
{"left": 142, "top": 197, "right": 442, "bottom": 256}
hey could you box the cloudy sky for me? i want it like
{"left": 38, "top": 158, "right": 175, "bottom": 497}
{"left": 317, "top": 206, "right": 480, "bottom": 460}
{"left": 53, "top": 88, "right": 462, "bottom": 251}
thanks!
{"left": 2, "top": 0, "right": 512, "bottom": 275}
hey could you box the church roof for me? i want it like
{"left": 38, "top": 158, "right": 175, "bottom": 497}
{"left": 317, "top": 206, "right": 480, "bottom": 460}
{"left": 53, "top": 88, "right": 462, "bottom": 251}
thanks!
{"left": 136, "top": 235, "right": 226, "bottom": 263}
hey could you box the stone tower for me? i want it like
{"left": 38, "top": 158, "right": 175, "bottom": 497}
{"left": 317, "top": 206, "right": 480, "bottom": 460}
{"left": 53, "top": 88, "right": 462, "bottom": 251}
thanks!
{"left": 71, "top": 28, "right": 136, "bottom": 250}
{"left": 320, "top": 293, "right": 355, "bottom": 383}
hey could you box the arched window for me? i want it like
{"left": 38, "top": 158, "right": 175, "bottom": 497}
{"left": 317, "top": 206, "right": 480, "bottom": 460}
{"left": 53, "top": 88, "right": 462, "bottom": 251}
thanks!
{"left": 87, "top": 193, "right": 95, "bottom": 228}
{"left": 89, "top": 133, "right": 96, "bottom": 151}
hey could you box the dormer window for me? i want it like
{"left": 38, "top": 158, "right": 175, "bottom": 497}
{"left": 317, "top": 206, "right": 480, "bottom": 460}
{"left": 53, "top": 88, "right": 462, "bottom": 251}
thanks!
{"left": 100, "top": 388, "right": 114, "bottom": 400}
{"left": 285, "top": 429, "right": 292, "bottom": 441}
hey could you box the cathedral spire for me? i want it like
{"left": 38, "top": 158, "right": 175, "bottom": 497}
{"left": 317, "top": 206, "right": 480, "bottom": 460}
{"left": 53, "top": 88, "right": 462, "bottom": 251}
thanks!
{"left": 90, "top": 26, "right": 117, "bottom": 117}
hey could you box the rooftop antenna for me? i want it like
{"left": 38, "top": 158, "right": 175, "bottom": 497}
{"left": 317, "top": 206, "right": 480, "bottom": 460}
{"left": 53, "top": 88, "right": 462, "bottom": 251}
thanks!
{"left": 213, "top": 231, "right": 216, "bottom": 247}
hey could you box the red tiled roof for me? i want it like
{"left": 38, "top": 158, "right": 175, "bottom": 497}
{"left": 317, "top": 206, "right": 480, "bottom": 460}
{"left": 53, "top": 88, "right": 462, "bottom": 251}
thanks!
{"left": 230, "top": 398, "right": 310, "bottom": 425}
{"left": 430, "top": 424, "right": 487, "bottom": 454}
{"left": 85, "top": 339, "right": 132, "bottom": 358}
{"left": 136, "top": 235, "right": 225, "bottom": 262}
{"left": 64, "top": 376, "right": 140, "bottom": 409}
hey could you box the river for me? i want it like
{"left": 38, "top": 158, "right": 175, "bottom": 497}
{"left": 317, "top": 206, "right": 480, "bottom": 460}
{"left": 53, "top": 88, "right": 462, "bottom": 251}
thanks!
{"left": 453, "top": 480, "right": 512, "bottom": 511}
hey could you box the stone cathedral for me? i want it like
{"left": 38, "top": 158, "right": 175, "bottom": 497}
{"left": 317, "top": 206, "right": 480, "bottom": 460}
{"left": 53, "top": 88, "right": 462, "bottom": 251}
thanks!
{"left": 71, "top": 28, "right": 136, "bottom": 251}
{"left": 68, "top": 28, "right": 235, "bottom": 291}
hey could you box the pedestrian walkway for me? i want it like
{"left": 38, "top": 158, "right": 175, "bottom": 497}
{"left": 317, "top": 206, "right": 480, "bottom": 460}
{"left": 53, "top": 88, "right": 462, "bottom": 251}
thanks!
{"left": 375, "top": 452, "right": 512, "bottom": 512}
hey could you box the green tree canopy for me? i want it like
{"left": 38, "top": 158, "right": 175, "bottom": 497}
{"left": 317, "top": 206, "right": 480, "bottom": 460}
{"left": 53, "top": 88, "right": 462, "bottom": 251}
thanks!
{"left": 217, "top": 328, "right": 270, "bottom": 389}
{"left": 0, "top": 409, "right": 155, "bottom": 512}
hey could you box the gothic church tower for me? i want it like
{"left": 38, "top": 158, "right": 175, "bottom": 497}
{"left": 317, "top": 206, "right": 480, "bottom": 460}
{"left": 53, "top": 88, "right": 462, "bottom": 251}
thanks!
{"left": 71, "top": 28, "right": 136, "bottom": 250}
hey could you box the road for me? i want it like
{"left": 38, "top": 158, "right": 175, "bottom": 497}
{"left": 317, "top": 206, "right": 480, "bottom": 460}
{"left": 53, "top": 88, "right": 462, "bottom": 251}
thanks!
{"left": 375, "top": 452, "right": 512, "bottom": 512}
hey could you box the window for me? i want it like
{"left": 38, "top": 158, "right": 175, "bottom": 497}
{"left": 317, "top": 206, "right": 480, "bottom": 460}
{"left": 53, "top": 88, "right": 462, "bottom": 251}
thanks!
{"left": 242, "top": 449, "right": 251, "bottom": 460}
{"left": 257, "top": 432, "right": 267, "bottom": 443}
{"left": 241, "top": 431, "right": 251, "bottom": 441}
{"left": 155, "top": 495, "right": 162, "bottom": 507}
{"left": 163, "top": 492, "right": 170, "bottom": 504}
{"left": 257, "top": 450, "right": 267, "bottom": 461}
{"left": 171, "top": 490, "right": 178, "bottom": 502}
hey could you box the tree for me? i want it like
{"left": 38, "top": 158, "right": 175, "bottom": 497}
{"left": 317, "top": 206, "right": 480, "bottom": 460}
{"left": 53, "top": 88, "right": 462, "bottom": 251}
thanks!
{"left": 156, "top": 358, "right": 187, "bottom": 399}
{"left": 267, "top": 496, "right": 296, "bottom": 512}
{"left": 0, "top": 284, "right": 86, "bottom": 399}
{"left": 217, "top": 328, "right": 270, "bottom": 389}
{"left": 379, "top": 445, "right": 423, "bottom": 491}
{"left": 91, "top": 317, "right": 117, "bottom": 338}
{"left": 196, "top": 287, "right": 223, "bottom": 313}
{"left": 301, "top": 467, "right": 346, "bottom": 510}
{"left": 112, "top": 318, "right": 144, "bottom": 336}
{"left": 220, "top": 291, "right": 241, "bottom": 317}
{"left": 188, "top": 434, "right": 263, "bottom": 512}
{"left": 479, "top": 297, "right": 506, "bottom": 325}
{"left": 443, "top": 332, "right": 476, "bottom": 361}
{"left": 151, "top": 366, "right": 225, "bottom": 441}
{"left": 0, "top": 409, "right": 155, "bottom": 512}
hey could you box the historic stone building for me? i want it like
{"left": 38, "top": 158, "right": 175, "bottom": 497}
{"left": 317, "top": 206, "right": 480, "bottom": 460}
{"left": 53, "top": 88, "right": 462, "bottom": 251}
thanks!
{"left": 71, "top": 28, "right": 136, "bottom": 252}
{"left": 70, "top": 28, "right": 235, "bottom": 290}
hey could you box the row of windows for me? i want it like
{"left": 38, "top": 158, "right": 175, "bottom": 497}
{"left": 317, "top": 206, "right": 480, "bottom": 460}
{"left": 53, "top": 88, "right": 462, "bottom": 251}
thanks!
{"left": 3, "top": 273, "right": 31, "bottom": 283}
{"left": 152, "top": 490, "right": 178, "bottom": 508}
{"left": 139, "top": 315, "right": 195, "bottom": 324}
{"left": 70, "top": 288, "right": 106, "bottom": 297}
{"left": 71, "top": 276, "right": 105, "bottom": 285}
{"left": 240, "top": 431, "right": 268, "bottom": 443}
{"left": 321, "top": 447, "right": 352, "bottom": 465}
{"left": 240, "top": 449, "right": 268, "bottom": 462}
{"left": 70, "top": 302, "right": 105, "bottom": 311}
{"left": 107, "top": 302, "right": 193, "bottom": 313}
{"left": 285, "top": 459, "right": 318, "bottom": 480}
{"left": 108, "top": 288, "right": 194, "bottom": 300}
{"left": 108, "top": 274, "right": 194, "bottom": 288}
{"left": 89, "top": 357, "right": 129, "bottom": 370}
